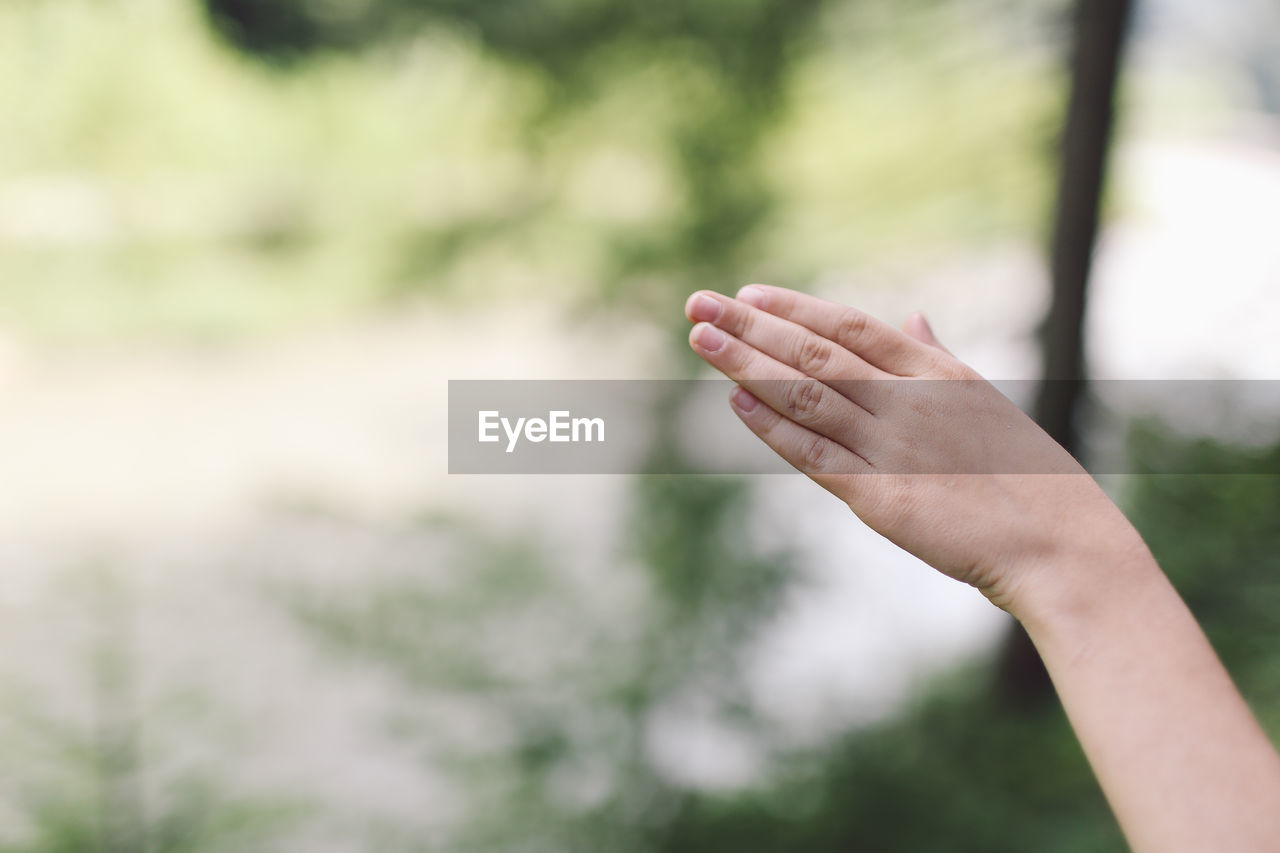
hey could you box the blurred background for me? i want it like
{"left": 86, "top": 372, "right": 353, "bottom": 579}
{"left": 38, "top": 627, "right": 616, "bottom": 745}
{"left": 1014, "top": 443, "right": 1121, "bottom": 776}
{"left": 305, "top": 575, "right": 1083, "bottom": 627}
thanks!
{"left": 2, "top": 0, "right": 1280, "bottom": 849}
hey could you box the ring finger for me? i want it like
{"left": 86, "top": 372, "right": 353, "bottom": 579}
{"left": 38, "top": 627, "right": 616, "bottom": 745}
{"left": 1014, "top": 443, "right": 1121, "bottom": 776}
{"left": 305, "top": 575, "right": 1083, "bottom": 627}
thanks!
{"left": 689, "top": 321, "right": 876, "bottom": 462}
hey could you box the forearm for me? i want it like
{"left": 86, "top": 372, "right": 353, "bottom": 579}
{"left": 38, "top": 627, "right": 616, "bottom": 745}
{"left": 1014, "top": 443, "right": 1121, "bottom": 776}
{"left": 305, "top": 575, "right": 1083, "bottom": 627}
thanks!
{"left": 1016, "top": 533, "right": 1280, "bottom": 852}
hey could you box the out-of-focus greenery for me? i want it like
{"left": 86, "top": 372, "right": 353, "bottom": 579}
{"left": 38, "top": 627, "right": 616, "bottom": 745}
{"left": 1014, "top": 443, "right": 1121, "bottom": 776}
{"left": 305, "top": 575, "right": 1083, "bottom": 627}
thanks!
{"left": 2, "top": 0, "right": 1056, "bottom": 344}
{"left": 14, "top": 2, "right": 1280, "bottom": 852}
{"left": 0, "top": 570, "right": 307, "bottom": 852}
{"left": 279, "top": 475, "right": 796, "bottom": 852}
{"left": 272, "top": 425, "right": 1280, "bottom": 851}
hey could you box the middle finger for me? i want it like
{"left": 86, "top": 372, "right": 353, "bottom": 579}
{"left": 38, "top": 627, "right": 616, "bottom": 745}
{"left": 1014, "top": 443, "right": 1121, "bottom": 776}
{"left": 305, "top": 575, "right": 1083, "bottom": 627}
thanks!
{"left": 688, "top": 321, "right": 877, "bottom": 458}
{"left": 686, "top": 290, "right": 891, "bottom": 414}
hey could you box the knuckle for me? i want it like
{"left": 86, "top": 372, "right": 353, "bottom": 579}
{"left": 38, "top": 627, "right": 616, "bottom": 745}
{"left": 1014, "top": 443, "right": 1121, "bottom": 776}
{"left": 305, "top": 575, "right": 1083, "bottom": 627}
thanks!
{"left": 907, "top": 392, "right": 940, "bottom": 420}
{"left": 892, "top": 431, "right": 920, "bottom": 464}
{"left": 834, "top": 309, "right": 871, "bottom": 347}
{"left": 798, "top": 434, "right": 832, "bottom": 471}
{"left": 864, "top": 477, "right": 914, "bottom": 524}
{"left": 796, "top": 335, "right": 832, "bottom": 374}
{"left": 755, "top": 409, "right": 780, "bottom": 442}
{"left": 785, "top": 379, "right": 825, "bottom": 418}
{"left": 710, "top": 331, "right": 746, "bottom": 370}
{"left": 725, "top": 344, "right": 752, "bottom": 375}
{"left": 734, "top": 305, "right": 759, "bottom": 340}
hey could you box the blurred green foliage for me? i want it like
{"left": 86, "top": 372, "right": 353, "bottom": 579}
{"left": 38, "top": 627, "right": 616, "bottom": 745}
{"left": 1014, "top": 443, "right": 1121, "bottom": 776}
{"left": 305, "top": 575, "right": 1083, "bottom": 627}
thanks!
{"left": 271, "top": 424, "right": 1280, "bottom": 851}
{"left": 0, "top": 571, "right": 306, "bottom": 852}
{"left": 10, "top": 2, "right": 1277, "bottom": 851}
{"left": 278, "top": 473, "right": 795, "bottom": 851}
{"left": 1, "top": 0, "right": 1056, "bottom": 343}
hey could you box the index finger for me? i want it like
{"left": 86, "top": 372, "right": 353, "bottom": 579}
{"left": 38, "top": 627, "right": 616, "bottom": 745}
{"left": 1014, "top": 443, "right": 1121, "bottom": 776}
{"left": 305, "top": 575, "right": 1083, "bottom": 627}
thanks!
{"left": 736, "top": 285, "right": 938, "bottom": 377}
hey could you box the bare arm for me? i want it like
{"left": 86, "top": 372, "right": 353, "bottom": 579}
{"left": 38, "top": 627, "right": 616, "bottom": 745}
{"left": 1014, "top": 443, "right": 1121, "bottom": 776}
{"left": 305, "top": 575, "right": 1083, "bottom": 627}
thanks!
{"left": 684, "top": 284, "right": 1280, "bottom": 851}
{"left": 1024, "top": 542, "right": 1280, "bottom": 851}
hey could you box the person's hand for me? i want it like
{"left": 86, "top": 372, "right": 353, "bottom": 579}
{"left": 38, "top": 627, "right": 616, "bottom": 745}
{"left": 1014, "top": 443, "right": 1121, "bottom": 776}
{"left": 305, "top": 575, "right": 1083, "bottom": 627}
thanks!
{"left": 684, "top": 285, "right": 1145, "bottom": 617}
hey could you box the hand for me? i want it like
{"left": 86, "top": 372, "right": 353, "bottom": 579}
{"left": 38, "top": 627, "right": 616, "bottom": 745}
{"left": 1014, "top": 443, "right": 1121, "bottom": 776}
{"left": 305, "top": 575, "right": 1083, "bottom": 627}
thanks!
{"left": 684, "top": 284, "right": 1143, "bottom": 616}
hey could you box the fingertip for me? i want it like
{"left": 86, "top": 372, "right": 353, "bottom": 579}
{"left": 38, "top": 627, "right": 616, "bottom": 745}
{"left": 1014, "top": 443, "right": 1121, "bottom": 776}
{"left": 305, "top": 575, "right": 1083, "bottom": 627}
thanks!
{"left": 736, "top": 284, "right": 768, "bottom": 309}
{"left": 729, "top": 385, "right": 760, "bottom": 414}
{"left": 685, "top": 290, "right": 724, "bottom": 323}
{"left": 689, "top": 321, "right": 726, "bottom": 353}
{"left": 684, "top": 292, "right": 699, "bottom": 321}
{"left": 903, "top": 311, "right": 950, "bottom": 354}
{"left": 903, "top": 311, "right": 930, "bottom": 339}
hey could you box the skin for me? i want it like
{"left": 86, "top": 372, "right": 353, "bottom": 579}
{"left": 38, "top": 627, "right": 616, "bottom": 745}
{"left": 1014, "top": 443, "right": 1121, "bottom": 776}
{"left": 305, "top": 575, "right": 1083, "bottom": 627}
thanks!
{"left": 685, "top": 284, "right": 1280, "bottom": 852}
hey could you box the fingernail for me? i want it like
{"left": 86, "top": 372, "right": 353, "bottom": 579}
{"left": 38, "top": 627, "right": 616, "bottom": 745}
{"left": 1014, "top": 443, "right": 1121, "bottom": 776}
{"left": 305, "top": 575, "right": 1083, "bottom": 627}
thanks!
{"left": 691, "top": 322, "right": 726, "bottom": 352}
{"left": 686, "top": 292, "right": 723, "bottom": 323}
{"left": 730, "top": 386, "right": 759, "bottom": 413}
{"left": 737, "top": 285, "right": 766, "bottom": 308}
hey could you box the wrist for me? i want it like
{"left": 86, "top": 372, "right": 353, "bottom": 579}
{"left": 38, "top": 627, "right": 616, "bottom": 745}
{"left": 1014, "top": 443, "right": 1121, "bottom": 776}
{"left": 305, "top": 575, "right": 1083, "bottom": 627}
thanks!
{"left": 1001, "top": 517, "right": 1165, "bottom": 644}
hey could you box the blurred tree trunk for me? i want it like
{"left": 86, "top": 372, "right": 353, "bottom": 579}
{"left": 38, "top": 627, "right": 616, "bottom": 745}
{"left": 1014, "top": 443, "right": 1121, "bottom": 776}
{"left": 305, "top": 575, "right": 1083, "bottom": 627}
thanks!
{"left": 996, "top": 0, "right": 1134, "bottom": 708}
